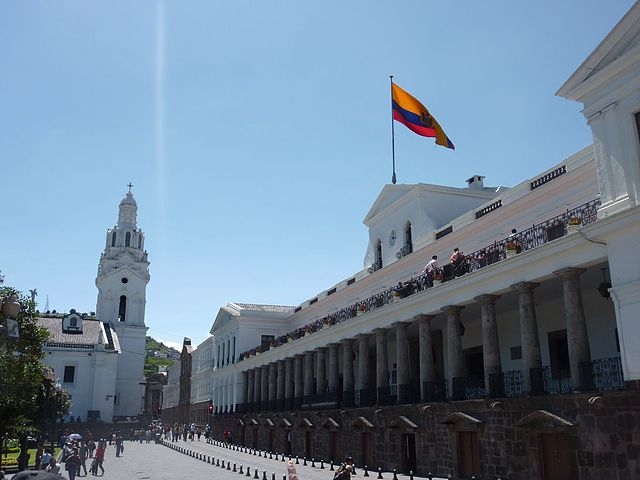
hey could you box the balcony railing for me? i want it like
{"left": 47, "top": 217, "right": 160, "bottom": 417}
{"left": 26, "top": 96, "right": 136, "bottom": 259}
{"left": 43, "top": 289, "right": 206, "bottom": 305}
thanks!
{"left": 241, "top": 358, "right": 625, "bottom": 412}
{"left": 238, "top": 199, "right": 601, "bottom": 361}
{"left": 580, "top": 356, "right": 624, "bottom": 392}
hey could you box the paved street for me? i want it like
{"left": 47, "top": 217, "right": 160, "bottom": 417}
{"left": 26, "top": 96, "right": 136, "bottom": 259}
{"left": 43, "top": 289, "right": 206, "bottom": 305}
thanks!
{"left": 8, "top": 439, "right": 448, "bottom": 480}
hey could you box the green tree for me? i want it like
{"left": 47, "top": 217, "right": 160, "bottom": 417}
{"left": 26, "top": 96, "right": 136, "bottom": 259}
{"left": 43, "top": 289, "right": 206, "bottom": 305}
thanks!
{"left": 0, "top": 284, "right": 69, "bottom": 470}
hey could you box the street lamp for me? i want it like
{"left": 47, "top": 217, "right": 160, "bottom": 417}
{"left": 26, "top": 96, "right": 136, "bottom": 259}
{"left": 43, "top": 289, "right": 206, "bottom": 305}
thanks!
{"left": 0, "top": 294, "right": 21, "bottom": 342}
{"left": 42, "top": 367, "right": 56, "bottom": 449}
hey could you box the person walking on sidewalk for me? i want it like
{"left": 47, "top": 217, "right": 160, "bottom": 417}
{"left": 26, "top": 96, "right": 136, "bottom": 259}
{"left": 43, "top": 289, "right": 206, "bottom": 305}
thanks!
{"left": 91, "top": 439, "right": 106, "bottom": 476}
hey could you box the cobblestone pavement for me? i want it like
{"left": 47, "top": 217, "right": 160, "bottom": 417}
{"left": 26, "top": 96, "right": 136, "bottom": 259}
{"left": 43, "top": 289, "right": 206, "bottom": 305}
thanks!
{"left": 8, "top": 439, "right": 447, "bottom": 480}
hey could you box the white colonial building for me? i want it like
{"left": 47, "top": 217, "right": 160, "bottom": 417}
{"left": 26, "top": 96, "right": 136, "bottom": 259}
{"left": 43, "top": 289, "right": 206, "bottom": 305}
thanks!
{"left": 162, "top": 3, "right": 640, "bottom": 479}
{"left": 40, "top": 188, "right": 150, "bottom": 421}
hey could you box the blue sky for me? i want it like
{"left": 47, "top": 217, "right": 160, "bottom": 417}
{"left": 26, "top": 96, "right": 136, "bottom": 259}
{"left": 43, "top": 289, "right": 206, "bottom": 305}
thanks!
{"left": 1, "top": 1, "right": 634, "bottom": 349}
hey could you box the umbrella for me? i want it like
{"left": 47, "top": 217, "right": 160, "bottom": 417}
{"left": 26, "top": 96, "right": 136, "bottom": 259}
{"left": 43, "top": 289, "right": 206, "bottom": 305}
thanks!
{"left": 12, "top": 472, "right": 66, "bottom": 480}
{"left": 67, "top": 433, "right": 82, "bottom": 441}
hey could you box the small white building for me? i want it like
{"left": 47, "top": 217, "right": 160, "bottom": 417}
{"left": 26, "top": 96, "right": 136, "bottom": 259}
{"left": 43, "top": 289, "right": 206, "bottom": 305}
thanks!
{"left": 39, "top": 311, "right": 119, "bottom": 422}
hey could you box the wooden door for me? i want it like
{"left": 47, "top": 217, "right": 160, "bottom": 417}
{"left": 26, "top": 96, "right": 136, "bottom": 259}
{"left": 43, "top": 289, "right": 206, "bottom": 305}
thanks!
{"left": 305, "top": 430, "right": 313, "bottom": 459}
{"left": 330, "top": 431, "right": 340, "bottom": 462}
{"left": 541, "top": 433, "right": 570, "bottom": 480}
{"left": 457, "top": 431, "right": 480, "bottom": 478}
{"left": 360, "top": 432, "right": 373, "bottom": 468}
{"left": 401, "top": 434, "right": 417, "bottom": 474}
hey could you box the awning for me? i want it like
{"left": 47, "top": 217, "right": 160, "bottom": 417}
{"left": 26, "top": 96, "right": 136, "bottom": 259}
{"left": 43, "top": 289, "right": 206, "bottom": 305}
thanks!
{"left": 515, "top": 410, "right": 574, "bottom": 429}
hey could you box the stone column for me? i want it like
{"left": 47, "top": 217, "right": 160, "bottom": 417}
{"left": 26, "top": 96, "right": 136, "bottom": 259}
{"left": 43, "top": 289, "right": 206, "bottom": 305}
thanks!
{"left": 395, "top": 321, "right": 410, "bottom": 402}
{"left": 246, "top": 369, "right": 254, "bottom": 410}
{"left": 375, "top": 328, "right": 389, "bottom": 394}
{"left": 443, "top": 305, "right": 465, "bottom": 398}
{"left": 253, "top": 367, "right": 262, "bottom": 406}
{"left": 512, "top": 282, "right": 542, "bottom": 393}
{"left": 293, "top": 355, "right": 304, "bottom": 408}
{"left": 342, "top": 339, "right": 355, "bottom": 406}
{"left": 418, "top": 314, "right": 436, "bottom": 400}
{"left": 555, "top": 268, "right": 592, "bottom": 391}
{"left": 284, "top": 358, "right": 294, "bottom": 409}
{"left": 476, "top": 294, "right": 502, "bottom": 396}
{"left": 357, "top": 334, "right": 370, "bottom": 391}
{"left": 268, "top": 363, "right": 277, "bottom": 410}
{"left": 276, "top": 360, "right": 285, "bottom": 410}
{"left": 260, "top": 365, "right": 269, "bottom": 407}
{"left": 303, "top": 351, "right": 315, "bottom": 396}
{"left": 328, "top": 344, "right": 340, "bottom": 394}
{"left": 316, "top": 348, "right": 327, "bottom": 394}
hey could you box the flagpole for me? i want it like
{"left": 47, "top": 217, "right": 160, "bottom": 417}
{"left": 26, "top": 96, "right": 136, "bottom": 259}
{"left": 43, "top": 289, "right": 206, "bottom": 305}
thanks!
{"left": 390, "top": 75, "right": 396, "bottom": 184}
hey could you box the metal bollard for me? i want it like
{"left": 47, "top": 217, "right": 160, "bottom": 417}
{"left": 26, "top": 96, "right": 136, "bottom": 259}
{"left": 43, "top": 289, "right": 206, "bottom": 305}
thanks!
{"left": 296, "top": 456, "right": 299, "bottom": 465}
{"left": 262, "top": 470, "right": 267, "bottom": 480}
{"left": 246, "top": 467, "right": 251, "bottom": 477}
{"left": 303, "top": 458, "right": 307, "bottom": 466}
{"left": 330, "top": 461, "right": 334, "bottom": 471}
{"left": 377, "top": 467, "right": 382, "bottom": 479}
{"left": 228, "top": 462, "right": 231, "bottom": 471}
{"left": 312, "top": 458, "right": 316, "bottom": 468}
{"left": 240, "top": 465, "right": 244, "bottom": 474}
{"left": 393, "top": 469, "right": 398, "bottom": 480}
{"left": 409, "top": 471, "right": 413, "bottom": 480}
{"left": 320, "top": 460, "right": 324, "bottom": 469}
{"left": 234, "top": 462, "right": 237, "bottom": 472}
{"left": 254, "top": 468, "right": 259, "bottom": 479}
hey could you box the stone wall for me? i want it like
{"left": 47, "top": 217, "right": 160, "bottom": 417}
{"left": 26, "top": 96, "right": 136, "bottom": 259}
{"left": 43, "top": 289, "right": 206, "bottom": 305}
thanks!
{"left": 210, "top": 390, "right": 640, "bottom": 479}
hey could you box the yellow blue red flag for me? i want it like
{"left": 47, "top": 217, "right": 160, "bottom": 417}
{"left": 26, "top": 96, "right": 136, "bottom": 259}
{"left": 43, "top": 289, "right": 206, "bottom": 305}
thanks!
{"left": 391, "top": 83, "right": 455, "bottom": 150}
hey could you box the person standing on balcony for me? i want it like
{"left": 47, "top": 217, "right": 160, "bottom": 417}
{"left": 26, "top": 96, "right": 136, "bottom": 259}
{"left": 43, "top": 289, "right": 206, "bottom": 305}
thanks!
{"left": 450, "top": 248, "right": 466, "bottom": 276}
{"left": 423, "top": 255, "right": 439, "bottom": 287}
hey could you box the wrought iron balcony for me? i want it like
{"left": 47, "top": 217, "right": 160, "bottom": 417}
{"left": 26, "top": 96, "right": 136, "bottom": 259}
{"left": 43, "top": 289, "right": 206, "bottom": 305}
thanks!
{"left": 452, "top": 375, "right": 485, "bottom": 401}
{"left": 580, "top": 356, "right": 624, "bottom": 392}
{"left": 238, "top": 199, "right": 602, "bottom": 362}
{"left": 396, "top": 243, "right": 413, "bottom": 259}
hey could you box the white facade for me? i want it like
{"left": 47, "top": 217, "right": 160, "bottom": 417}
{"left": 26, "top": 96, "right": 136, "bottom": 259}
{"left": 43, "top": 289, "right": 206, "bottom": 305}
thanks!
{"left": 163, "top": 360, "right": 181, "bottom": 410}
{"left": 40, "top": 189, "right": 151, "bottom": 422}
{"left": 199, "top": 5, "right": 640, "bottom": 408}
{"left": 96, "top": 189, "right": 150, "bottom": 417}
{"left": 40, "top": 312, "right": 120, "bottom": 422}
{"left": 190, "top": 336, "right": 215, "bottom": 405}
{"left": 557, "top": 3, "right": 640, "bottom": 384}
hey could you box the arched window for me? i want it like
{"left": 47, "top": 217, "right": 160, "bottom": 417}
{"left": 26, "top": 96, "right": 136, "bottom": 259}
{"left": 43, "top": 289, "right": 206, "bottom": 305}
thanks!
{"left": 118, "top": 295, "right": 127, "bottom": 322}
{"left": 111, "top": 231, "right": 117, "bottom": 247}
{"left": 404, "top": 221, "right": 413, "bottom": 254}
{"left": 138, "top": 236, "right": 142, "bottom": 249}
{"left": 125, "top": 232, "right": 131, "bottom": 247}
{"left": 374, "top": 239, "right": 383, "bottom": 271}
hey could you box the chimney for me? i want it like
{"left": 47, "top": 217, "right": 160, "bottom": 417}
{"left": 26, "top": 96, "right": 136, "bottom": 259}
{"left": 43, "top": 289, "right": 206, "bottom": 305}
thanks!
{"left": 466, "top": 175, "right": 485, "bottom": 190}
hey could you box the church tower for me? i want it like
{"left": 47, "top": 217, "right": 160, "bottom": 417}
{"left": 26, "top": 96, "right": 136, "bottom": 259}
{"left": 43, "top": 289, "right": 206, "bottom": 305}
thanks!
{"left": 96, "top": 186, "right": 150, "bottom": 418}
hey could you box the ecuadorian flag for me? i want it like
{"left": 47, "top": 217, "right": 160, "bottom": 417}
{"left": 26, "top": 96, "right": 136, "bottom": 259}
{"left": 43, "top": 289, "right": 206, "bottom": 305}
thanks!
{"left": 392, "top": 83, "right": 455, "bottom": 150}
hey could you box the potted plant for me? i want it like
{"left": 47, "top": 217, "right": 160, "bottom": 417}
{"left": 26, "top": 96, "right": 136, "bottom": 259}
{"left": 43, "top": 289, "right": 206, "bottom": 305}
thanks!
{"left": 567, "top": 216, "right": 581, "bottom": 233}
{"left": 356, "top": 303, "right": 366, "bottom": 316}
{"left": 433, "top": 271, "right": 443, "bottom": 285}
{"left": 505, "top": 241, "right": 518, "bottom": 258}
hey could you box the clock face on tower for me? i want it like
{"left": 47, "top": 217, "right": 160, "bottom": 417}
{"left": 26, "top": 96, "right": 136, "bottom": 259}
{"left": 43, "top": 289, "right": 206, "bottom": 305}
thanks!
{"left": 389, "top": 230, "right": 397, "bottom": 246}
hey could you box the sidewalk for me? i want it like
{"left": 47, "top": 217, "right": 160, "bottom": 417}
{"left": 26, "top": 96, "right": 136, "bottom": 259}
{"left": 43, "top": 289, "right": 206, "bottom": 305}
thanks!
{"left": 7, "top": 440, "right": 448, "bottom": 480}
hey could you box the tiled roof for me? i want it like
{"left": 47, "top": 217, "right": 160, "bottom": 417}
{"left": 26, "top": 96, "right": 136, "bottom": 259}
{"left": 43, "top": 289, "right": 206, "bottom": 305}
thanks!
{"left": 37, "top": 316, "right": 115, "bottom": 350}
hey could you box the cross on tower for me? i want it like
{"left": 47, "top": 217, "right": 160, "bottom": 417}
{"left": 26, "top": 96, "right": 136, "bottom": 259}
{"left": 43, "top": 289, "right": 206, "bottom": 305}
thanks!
{"left": 127, "top": 182, "right": 134, "bottom": 193}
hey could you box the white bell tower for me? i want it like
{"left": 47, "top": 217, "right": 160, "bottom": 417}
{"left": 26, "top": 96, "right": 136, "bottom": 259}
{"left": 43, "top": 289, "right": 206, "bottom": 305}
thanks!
{"left": 96, "top": 184, "right": 150, "bottom": 418}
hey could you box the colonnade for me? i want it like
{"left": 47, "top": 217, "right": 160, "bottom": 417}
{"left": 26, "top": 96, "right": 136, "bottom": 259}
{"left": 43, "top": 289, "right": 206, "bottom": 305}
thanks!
{"left": 234, "top": 268, "right": 591, "bottom": 412}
